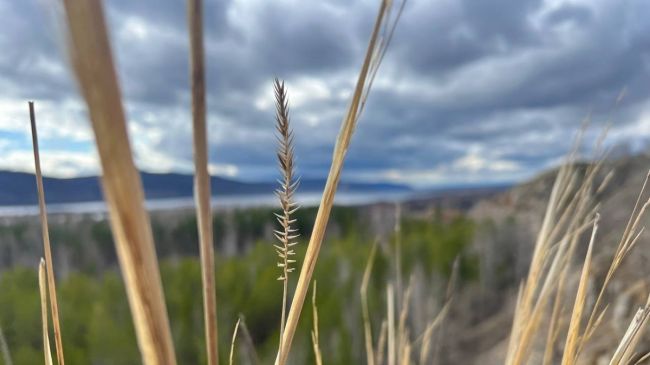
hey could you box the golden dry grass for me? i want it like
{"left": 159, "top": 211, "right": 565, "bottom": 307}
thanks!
{"left": 506, "top": 130, "right": 650, "bottom": 365}
{"left": 38, "top": 259, "right": 53, "bottom": 365}
{"left": 311, "top": 282, "right": 323, "bottom": 365}
{"left": 28, "top": 102, "right": 65, "bottom": 365}
{"left": 362, "top": 241, "right": 380, "bottom": 365}
{"left": 60, "top": 1, "right": 177, "bottom": 364}
{"left": 187, "top": 0, "right": 219, "bottom": 363}
{"left": 228, "top": 318, "right": 241, "bottom": 365}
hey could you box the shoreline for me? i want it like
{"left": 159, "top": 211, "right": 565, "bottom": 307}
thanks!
{"left": 0, "top": 191, "right": 412, "bottom": 218}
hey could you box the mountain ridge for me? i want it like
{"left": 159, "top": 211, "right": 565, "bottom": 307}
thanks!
{"left": 0, "top": 170, "right": 412, "bottom": 206}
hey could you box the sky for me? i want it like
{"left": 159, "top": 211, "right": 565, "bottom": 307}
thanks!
{"left": 0, "top": 0, "right": 649, "bottom": 188}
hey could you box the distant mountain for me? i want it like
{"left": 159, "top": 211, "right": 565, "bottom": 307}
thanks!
{"left": 0, "top": 170, "right": 412, "bottom": 206}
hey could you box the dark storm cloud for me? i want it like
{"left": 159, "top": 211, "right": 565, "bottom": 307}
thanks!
{"left": 0, "top": 0, "right": 650, "bottom": 185}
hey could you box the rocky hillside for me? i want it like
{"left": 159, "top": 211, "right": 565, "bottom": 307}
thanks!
{"left": 447, "top": 152, "right": 650, "bottom": 364}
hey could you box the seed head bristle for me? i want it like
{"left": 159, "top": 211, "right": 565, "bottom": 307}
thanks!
{"left": 273, "top": 78, "right": 300, "bottom": 278}
{"left": 274, "top": 78, "right": 301, "bottom": 359}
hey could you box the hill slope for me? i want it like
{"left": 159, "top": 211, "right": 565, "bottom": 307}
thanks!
{"left": 451, "top": 152, "right": 650, "bottom": 364}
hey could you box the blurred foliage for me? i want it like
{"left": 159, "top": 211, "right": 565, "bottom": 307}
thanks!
{"left": 0, "top": 207, "right": 475, "bottom": 364}
{"left": 400, "top": 216, "right": 478, "bottom": 281}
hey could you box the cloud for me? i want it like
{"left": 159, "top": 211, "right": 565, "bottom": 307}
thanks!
{"left": 0, "top": 0, "right": 649, "bottom": 187}
{"left": 0, "top": 149, "right": 99, "bottom": 178}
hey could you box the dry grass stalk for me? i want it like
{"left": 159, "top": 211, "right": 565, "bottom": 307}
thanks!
{"left": 38, "top": 259, "right": 53, "bottom": 365}
{"left": 542, "top": 257, "right": 571, "bottom": 365}
{"left": 0, "top": 324, "right": 12, "bottom": 365}
{"left": 580, "top": 170, "right": 650, "bottom": 347}
{"left": 228, "top": 318, "right": 241, "bottom": 365}
{"left": 506, "top": 127, "right": 650, "bottom": 365}
{"left": 400, "top": 343, "right": 411, "bottom": 365}
{"left": 387, "top": 284, "right": 396, "bottom": 365}
{"left": 276, "top": 1, "right": 402, "bottom": 362}
{"left": 187, "top": 0, "right": 219, "bottom": 363}
{"left": 272, "top": 78, "right": 300, "bottom": 361}
{"left": 395, "top": 205, "right": 403, "bottom": 308}
{"left": 608, "top": 295, "right": 650, "bottom": 365}
{"left": 376, "top": 319, "right": 388, "bottom": 365}
{"left": 566, "top": 171, "right": 650, "bottom": 360}
{"left": 633, "top": 352, "right": 650, "bottom": 365}
{"left": 311, "top": 282, "right": 323, "bottom": 365}
{"left": 506, "top": 170, "right": 572, "bottom": 365}
{"left": 397, "top": 278, "right": 413, "bottom": 364}
{"left": 361, "top": 241, "right": 379, "bottom": 365}
{"left": 417, "top": 302, "right": 450, "bottom": 365}
{"left": 560, "top": 214, "right": 598, "bottom": 365}
{"left": 505, "top": 284, "right": 524, "bottom": 365}
{"left": 238, "top": 315, "right": 261, "bottom": 365}
{"left": 506, "top": 131, "right": 607, "bottom": 365}
{"left": 28, "top": 102, "right": 65, "bottom": 365}
{"left": 60, "top": 2, "right": 177, "bottom": 364}
{"left": 428, "top": 258, "right": 460, "bottom": 365}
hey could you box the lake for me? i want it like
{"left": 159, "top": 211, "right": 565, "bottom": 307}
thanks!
{"left": 0, "top": 191, "right": 414, "bottom": 217}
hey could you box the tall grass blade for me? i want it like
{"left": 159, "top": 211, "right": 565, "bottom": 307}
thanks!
{"left": 238, "top": 315, "right": 261, "bottom": 365}
{"left": 388, "top": 284, "right": 396, "bottom": 365}
{"left": 60, "top": 2, "right": 177, "bottom": 363}
{"left": 560, "top": 214, "right": 598, "bottom": 365}
{"left": 609, "top": 297, "right": 650, "bottom": 365}
{"left": 29, "top": 101, "right": 65, "bottom": 365}
{"left": 397, "top": 278, "right": 413, "bottom": 364}
{"left": 361, "top": 240, "right": 379, "bottom": 365}
{"left": 38, "top": 259, "right": 53, "bottom": 365}
{"left": 228, "top": 318, "right": 241, "bottom": 365}
{"left": 187, "top": 0, "right": 219, "bottom": 363}
{"left": 275, "top": 1, "right": 397, "bottom": 362}
{"left": 394, "top": 205, "right": 403, "bottom": 313}
{"left": 311, "top": 282, "right": 323, "bottom": 365}
{"left": 376, "top": 319, "right": 388, "bottom": 365}
{"left": 417, "top": 302, "right": 450, "bottom": 365}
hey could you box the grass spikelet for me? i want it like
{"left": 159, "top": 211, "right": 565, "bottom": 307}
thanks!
{"left": 60, "top": 2, "right": 177, "bottom": 364}
{"left": 38, "top": 259, "right": 53, "bottom": 365}
{"left": 187, "top": 0, "right": 219, "bottom": 363}
{"left": 28, "top": 101, "right": 65, "bottom": 365}
{"left": 275, "top": 1, "right": 404, "bottom": 362}
{"left": 273, "top": 78, "right": 300, "bottom": 359}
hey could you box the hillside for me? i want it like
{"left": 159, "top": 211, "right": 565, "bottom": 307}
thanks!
{"left": 443, "top": 152, "right": 650, "bottom": 364}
